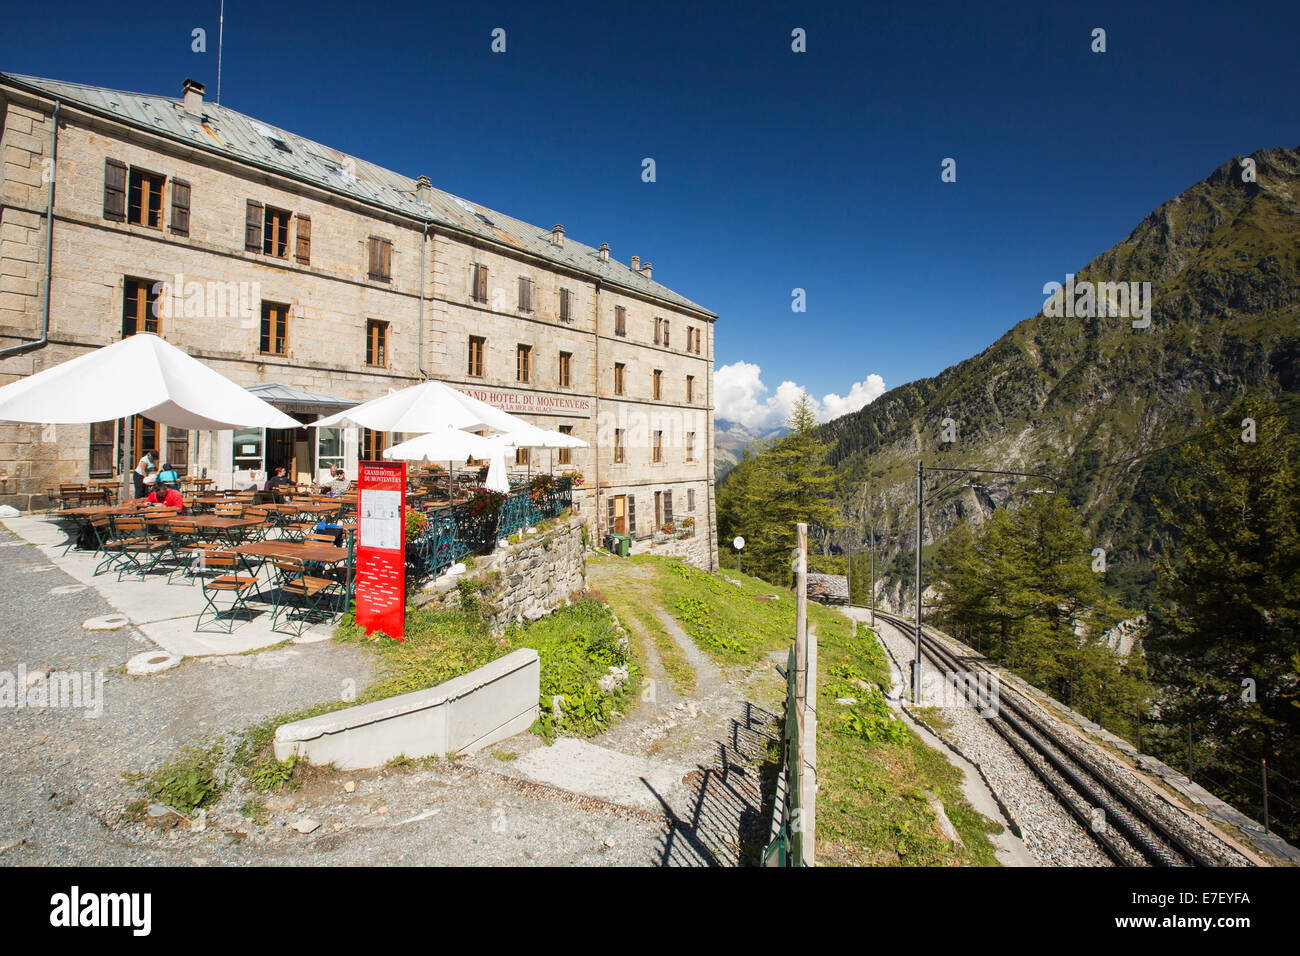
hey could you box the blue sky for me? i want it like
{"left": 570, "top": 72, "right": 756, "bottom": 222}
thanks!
{"left": 3, "top": 0, "right": 1298, "bottom": 428}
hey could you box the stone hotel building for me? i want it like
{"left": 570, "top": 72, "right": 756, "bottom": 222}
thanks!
{"left": 0, "top": 73, "right": 718, "bottom": 568}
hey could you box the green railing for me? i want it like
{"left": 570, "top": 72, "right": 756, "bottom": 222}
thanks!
{"left": 764, "top": 644, "right": 805, "bottom": 866}
{"left": 407, "top": 478, "right": 573, "bottom": 580}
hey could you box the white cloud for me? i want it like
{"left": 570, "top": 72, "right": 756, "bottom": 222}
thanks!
{"left": 715, "top": 361, "right": 886, "bottom": 431}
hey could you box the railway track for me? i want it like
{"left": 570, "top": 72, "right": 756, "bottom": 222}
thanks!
{"left": 871, "top": 610, "right": 1227, "bottom": 867}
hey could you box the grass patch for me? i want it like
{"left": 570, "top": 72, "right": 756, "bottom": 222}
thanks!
{"left": 141, "top": 743, "right": 226, "bottom": 814}
{"left": 816, "top": 623, "right": 1000, "bottom": 866}
{"left": 492, "top": 749, "right": 518, "bottom": 762}
{"left": 334, "top": 602, "right": 506, "bottom": 701}
{"left": 591, "top": 566, "right": 697, "bottom": 694}
{"left": 508, "top": 597, "right": 640, "bottom": 739}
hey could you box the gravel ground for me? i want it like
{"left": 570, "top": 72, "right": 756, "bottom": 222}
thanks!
{"left": 869, "top": 615, "right": 1112, "bottom": 867}
{"left": 0, "top": 528, "right": 776, "bottom": 866}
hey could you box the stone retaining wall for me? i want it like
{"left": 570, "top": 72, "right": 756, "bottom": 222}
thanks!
{"left": 415, "top": 514, "right": 587, "bottom": 635}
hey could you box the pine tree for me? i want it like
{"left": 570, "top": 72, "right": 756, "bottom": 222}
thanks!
{"left": 715, "top": 394, "right": 840, "bottom": 582}
{"left": 1147, "top": 397, "right": 1300, "bottom": 838}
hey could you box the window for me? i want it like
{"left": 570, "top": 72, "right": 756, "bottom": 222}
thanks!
{"left": 472, "top": 263, "right": 489, "bottom": 303}
{"left": 169, "top": 179, "right": 190, "bottom": 236}
{"left": 686, "top": 431, "right": 695, "bottom": 462}
{"left": 516, "top": 344, "right": 532, "bottom": 383}
{"left": 260, "top": 301, "right": 288, "bottom": 355}
{"left": 368, "top": 236, "right": 393, "bottom": 281}
{"left": 559, "top": 351, "right": 572, "bottom": 388}
{"left": 559, "top": 288, "right": 572, "bottom": 323}
{"left": 127, "top": 169, "right": 165, "bottom": 228}
{"left": 468, "top": 336, "right": 485, "bottom": 377}
{"left": 653, "top": 430, "right": 663, "bottom": 463}
{"left": 518, "top": 276, "right": 533, "bottom": 312}
{"left": 614, "top": 362, "right": 625, "bottom": 396}
{"left": 687, "top": 488, "right": 696, "bottom": 511}
{"left": 366, "top": 319, "right": 389, "bottom": 367}
{"left": 360, "top": 428, "right": 386, "bottom": 461}
{"left": 317, "top": 427, "right": 345, "bottom": 479}
{"left": 262, "top": 206, "right": 291, "bottom": 257}
{"left": 686, "top": 375, "right": 695, "bottom": 403}
{"left": 614, "top": 429, "right": 625, "bottom": 463}
{"left": 558, "top": 425, "right": 573, "bottom": 465}
{"left": 232, "top": 427, "right": 264, "bottom": 474}
{"left": 655, "top": 490, "right": 674, "bottom": 528}
{"left": 515, "top": 447, "right": 530, "bottom": 466}
{"left": 615, "top": 306, "right": 626, "bottom": 337}
{"left": 122, "top": 278, "right": 159, "bottom": 337}
{"left": 653, "top": 369, "right": 663, "bottom": 401}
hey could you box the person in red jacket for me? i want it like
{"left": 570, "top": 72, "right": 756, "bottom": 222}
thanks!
{"left": 141, "top": 482, "right": 184, "bottom": 510}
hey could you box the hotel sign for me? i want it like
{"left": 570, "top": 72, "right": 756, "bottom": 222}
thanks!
{"left": 457, "top": 385, "right": 594, "bottom": 419}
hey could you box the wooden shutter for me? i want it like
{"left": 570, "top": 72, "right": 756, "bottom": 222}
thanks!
{"left": 381, "top": 239, "right": 392, "bottom": 280}
{"left": 103, "top": 159, "right": 127, "bottom": 221}
{"left": 168, "top": 179, "right": 190, "bottom": 235}
{"left": 607, "top": 496, "right": 615, "bottom": 531}
{"left": 295, "top": 215, "right": 311, "bottom": 264}
{"left": 627, "top": 496, "right": 636, "bottom": 536}
{"left": 166, "top": 429, "right": 190, "bottom": 472}
{"left": 664, "top": 491, "right": 673, "bottom": 525}
{"left": 245, "top": 200, "right": 263, "bottom": 252}
{"left": 89, "top": 421, "right": 115, "bottom": 478}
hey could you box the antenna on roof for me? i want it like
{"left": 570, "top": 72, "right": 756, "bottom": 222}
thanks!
{"left": 216, "top": 0, "right": 225, "bottom": 105}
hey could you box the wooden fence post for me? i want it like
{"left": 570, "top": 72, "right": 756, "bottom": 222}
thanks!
{"left": 795, "top": 522, "right": 808, "bottom": 709}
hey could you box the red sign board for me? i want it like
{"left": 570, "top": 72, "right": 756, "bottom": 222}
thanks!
{"left": 355, "top": 460, "right": 406, "bottom": 642}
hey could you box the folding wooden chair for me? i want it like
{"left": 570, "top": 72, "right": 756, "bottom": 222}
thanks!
{"left": 269, "top": 558, "right": 343, "bottom": 637}
{"left": 196, "top": 550, "right": 261, "bottom": 632}
{"left": 99, "top": 516, "right": 169, "bottom": 581}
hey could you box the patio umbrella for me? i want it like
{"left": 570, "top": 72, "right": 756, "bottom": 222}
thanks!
{"left": 384, "top": 428, "right": 508, "bottom": 502}
{"left": 0, "top": 333, "right": 299, "bottom": 429}
{"left": 496, "top": 424, "right": 588, "bottom": 476}
{"left": 309, "top": 380, "right": 532, "bottom": 435}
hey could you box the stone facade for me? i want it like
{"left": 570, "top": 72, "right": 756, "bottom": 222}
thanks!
{"left": 415, "top": 516, "right": 587, "bottom": 636}
{"left": 0, "top": 74, "right": 719, "bottom": 569}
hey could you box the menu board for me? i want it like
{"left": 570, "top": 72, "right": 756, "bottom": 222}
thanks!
{"left": 354, "top": 460, "right": 406, "bottom": 641}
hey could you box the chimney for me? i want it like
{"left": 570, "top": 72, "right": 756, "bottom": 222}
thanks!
{"left": 415, "top": 175, "right": 432, "bottom": 205}
{"left": 551, "top": 224, "right": 564, "bottom": 247}
{"left": 640, "top": 261, "right": 652, "bottom": 279}
{"left": 598, "top": 242, "right": 610, "bottom": 263}
{"left": 630, "top": 255, "right": 640, "bottom": 272}
{"left": 182, "top": 78, "right": 205, "bottom": 115}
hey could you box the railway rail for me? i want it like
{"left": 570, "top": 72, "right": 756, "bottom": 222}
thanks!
{"left": 871, "top": 610, "right": 1236, "bottom": 867}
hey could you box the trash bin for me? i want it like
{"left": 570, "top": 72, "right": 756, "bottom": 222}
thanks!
{"left": 616, "top": 535, "right": 631, "bottom": 558}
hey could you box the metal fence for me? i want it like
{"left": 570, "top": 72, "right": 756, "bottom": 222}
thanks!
{"left": 764, "top": 644, "right": 805, "bottom": 866}
{"left": 405, "top": 477, "right": 573, "bottom": 580}
{"left": 763, "top": 521, "right": 815, "bottom": 867}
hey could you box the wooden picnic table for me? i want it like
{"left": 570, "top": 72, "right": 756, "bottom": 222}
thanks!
{"left": 233, "top": 541, "right": 350, "bottom": 564}
{"left": 60, "top": 502, "right": 178, "bottom": 518}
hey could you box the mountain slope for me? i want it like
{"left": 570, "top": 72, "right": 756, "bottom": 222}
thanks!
{"left": 814, "top": 146, "right": 1300, "bottom": 609}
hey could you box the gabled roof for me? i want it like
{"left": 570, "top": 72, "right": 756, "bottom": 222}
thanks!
{"left": 2, "top": 72, "right": 715, "bottom": 319}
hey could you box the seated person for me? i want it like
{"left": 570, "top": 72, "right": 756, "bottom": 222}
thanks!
{"left": 264, "top": 466, "right": 293, "bottom": 494}
{"left": 321, "top": 467, "right": 350, "bottom": 497}
{"left": 156, "top": 463, "right": 180, "bottom": 488}
{"left": 141, "top": 482, "right": 184, "bottom": 509}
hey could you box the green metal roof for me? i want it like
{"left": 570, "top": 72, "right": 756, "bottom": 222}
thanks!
{"left": 2, "top": 72, "right": 716, "bottom": 319}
